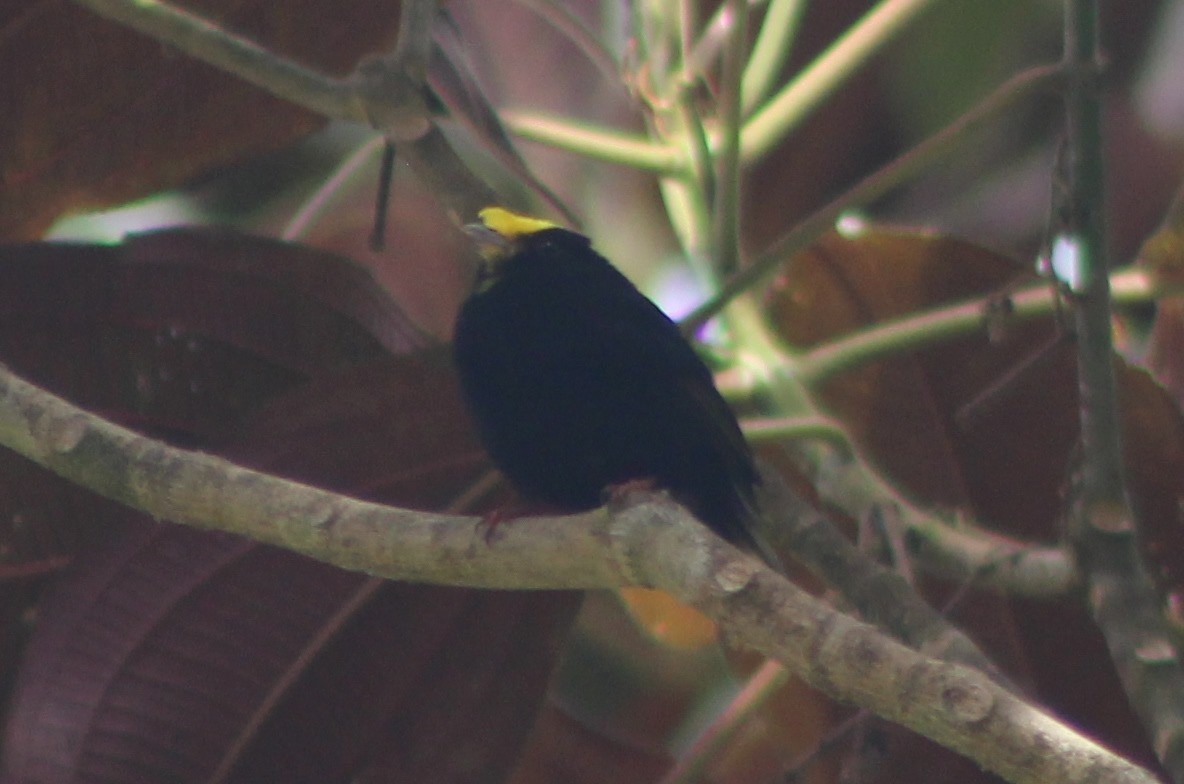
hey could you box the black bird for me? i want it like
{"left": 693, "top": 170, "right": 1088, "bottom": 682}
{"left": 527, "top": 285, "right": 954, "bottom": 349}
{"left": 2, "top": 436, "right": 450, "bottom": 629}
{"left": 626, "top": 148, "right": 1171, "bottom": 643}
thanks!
{"left": 453, "top": 207, "right": 763, "bottom": 550}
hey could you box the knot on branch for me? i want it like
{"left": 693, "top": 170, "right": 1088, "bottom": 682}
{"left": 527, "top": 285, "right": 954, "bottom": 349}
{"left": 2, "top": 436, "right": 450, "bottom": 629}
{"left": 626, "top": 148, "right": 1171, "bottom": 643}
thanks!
{"left": 938, "top": 670, "right": 996, "bottom": 726}
{"left": 351, "top": 55, "right": 434, "bottom": 142}
{"left": 605, "top": 489, "right": 759, "bottom": 603}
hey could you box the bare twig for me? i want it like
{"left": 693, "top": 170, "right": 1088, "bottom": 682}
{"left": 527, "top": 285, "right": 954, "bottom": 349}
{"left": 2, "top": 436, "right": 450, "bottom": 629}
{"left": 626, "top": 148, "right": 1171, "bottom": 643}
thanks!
{"left": 758, "top": 467, "right": 1014, "bottom": 685}
{"left": 1058, "top": 1, "right": 1184, "bottom": 779}
{"left": 811, "top": 446, "right": 1079, "bottom": 598}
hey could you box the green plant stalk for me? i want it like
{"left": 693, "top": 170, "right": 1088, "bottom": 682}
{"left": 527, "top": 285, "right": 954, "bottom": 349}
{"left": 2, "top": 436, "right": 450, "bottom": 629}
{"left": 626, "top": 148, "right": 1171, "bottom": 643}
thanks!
{"left": 658, "top": 176, "right": 713, "bottom": 261}
{"left": 724, "top": 291, "right": 1078, "bottom": 597}
{"left": 794, "top": 267, "right": 1165, "bottom": 385}
{"left": 740, "top": 0, "right": 947, "bottom": 164}
{"left": 677, "top": 0, "right": 697, "bottom": 71}
{"left": 713, "top": 0, "right": 749, "bottom": 277}
{"left": 682, "top": 63, "right": 1064, "bottom": 334}
{"left": 742, "top": 415, "right": 851, "bottom": 448}
{"left": 741, "top": 0, "right": 806, "bottom": 116}
{"left": 650, "top": 1, "right": 717, "bottom": 269}
{"left": 499, "top": 112, "right": 683, "bottom": 174}
{"left": 658, "top": 98, "right": 715, "bottom": 261}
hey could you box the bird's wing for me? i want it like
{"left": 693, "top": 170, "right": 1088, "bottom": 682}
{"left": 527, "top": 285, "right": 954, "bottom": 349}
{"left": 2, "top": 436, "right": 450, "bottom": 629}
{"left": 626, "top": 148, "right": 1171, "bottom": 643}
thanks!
{"left": 580, "top": 273, "right": 758, "bottom": 489}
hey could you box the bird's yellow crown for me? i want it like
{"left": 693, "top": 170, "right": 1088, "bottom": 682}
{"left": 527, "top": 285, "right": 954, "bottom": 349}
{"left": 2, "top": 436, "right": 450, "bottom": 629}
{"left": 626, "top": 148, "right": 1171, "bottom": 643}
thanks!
{"left": 477, "top": 207, "right": 560, "bottom": 239}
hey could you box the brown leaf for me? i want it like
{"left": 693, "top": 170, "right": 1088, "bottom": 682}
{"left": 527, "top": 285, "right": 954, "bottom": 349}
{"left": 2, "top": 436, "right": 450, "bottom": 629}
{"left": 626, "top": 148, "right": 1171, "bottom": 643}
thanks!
{"left": 1138, "top": 188, "right": 1184, "bottom": 410}
{"left": 0, "top": 232, "right": 582, "bottom": 783}
{"left": 767, "top": 227, "right": 1173, "bottom": 775}
{"left": 616, "top": 587, "right": 718, "bottom": 650}
{"left": 508, "top": 704, "right": 670, "bottom": 784}
{"left": 766, "top": 228, "right": 1045, "bottom": 514}
{"left": 0, "top": 230, "right": 420, "bottom": 574}
{"left": 0, "top": 0, "right": 403, "bottom": 239}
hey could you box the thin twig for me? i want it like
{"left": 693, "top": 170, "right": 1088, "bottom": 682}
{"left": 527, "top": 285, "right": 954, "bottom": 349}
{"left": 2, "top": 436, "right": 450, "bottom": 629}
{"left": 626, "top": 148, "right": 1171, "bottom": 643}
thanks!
{"left": 498, "top": 113, "right": 683, "bottom": 173}
{"left": 1060, "top": 0, "right": 1184, "bottom": 779}
{"left": 758, "top": 467, "right": 1014, "bottom": 685}
{"left": 369, "top": 140, "right": 398, "bottom": 251}
{"left": 741, "top": 0, "right": 806, "bottom": 117}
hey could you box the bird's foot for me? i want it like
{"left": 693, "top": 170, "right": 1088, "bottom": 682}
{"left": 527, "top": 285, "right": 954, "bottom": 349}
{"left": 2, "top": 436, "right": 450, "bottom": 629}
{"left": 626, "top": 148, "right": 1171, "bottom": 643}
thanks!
{"left": 475, "top": 501, "right": 557, "bottom": 543}
{"left": 475, "top": 506, "right": 522, "bottom": 544}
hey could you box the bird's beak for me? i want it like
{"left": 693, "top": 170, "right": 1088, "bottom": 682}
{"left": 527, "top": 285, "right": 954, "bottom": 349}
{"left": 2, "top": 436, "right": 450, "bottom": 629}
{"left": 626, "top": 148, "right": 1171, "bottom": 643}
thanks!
{"left": 464, "top": 222, "right": 514, "bottom": 262}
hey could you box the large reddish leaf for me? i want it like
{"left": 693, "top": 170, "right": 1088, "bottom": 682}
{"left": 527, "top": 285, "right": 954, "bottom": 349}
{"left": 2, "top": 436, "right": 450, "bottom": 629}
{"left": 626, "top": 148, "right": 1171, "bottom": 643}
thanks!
{"left": 0, "top": 0, "right": 403, "bottom": 239}
{"left": 225, "top": 357, "right": 579, "bottom": 783}
{"left": 766, "top": 227, "right": 1176, "bottom": 777}
{"left": 507, "top": 705, "right": 671, "bottom": 784}
{"left": 0, "top": 232, "right": 581, "bottom": 783}
{"left": 767, "top": 229, "right": 1046, "bottom": 513}
{"left": 0, "top": 229, "right": 420, "bottom": 574}
{"left": 2, "top": 358, "right": 579, "bottom": 782}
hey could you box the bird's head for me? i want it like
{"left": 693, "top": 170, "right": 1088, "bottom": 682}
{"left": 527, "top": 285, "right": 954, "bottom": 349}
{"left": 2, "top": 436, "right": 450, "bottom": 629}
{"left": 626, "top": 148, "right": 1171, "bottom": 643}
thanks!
{"left": 464, "top": 207, "right": 574, "bottom": 292}
{"left": 464, "top": 207, "right": 562, "bottom": 261}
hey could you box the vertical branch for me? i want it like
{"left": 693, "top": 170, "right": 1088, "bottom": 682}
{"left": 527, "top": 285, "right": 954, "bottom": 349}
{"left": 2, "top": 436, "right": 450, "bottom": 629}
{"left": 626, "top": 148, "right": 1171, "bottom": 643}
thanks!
{"left": 1063, "top": 0, "right": 1116, "bottom": 486}
{"left": 741, "top": 0, "right": 806, "bottom": 116}
{"left": 1062, "top": 2, "right": 1184, "bottom": 778}
{"left": 712, "top": 0, "right": 748, "bottom": 277}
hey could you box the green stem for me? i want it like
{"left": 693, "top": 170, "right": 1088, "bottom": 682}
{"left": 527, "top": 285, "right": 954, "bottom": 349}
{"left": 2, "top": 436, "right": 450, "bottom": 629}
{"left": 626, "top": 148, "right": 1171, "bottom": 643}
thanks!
{"left": 501, "top": 111, "right": 683, "bottom": 174}
{"left": 742, "top": 415, "right": 851, "bottom": 449}
{"left": 681, "top": 64, "right": 1065, "bottom": 334}
{"left": 795, "top": 267, "right": 1168, "bottom": 384}
{"left": 740, "top": 0, "right": 945, "bottom": 164}
{"left": 713, "top": 0, "right": 749, "bottom": 277}
{"left": 741, "top": 0, "right": 807, "bottom": 116}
